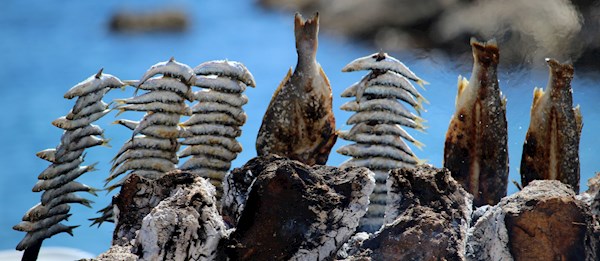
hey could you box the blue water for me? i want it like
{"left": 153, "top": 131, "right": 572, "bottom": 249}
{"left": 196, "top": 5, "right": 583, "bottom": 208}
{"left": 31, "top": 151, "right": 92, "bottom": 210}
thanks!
{"left": 0, "top": 0, "right": 598, "bottom": 256}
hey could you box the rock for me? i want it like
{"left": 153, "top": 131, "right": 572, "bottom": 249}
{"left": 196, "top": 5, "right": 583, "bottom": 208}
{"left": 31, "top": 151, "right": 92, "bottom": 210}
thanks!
{"left": 467, "top": 180, "right": 599, "bottom": 261}
{"left": 351, "top": 165, "right": 472, "bottom": 261}
{"left": 92, "top": 245, "right": 138, "bottom": 261}
{"left": 109, "top": 9, "right": 188, "bottom": 33}
{"left": 224, "top": 155, "right": 375, "bottom": 261}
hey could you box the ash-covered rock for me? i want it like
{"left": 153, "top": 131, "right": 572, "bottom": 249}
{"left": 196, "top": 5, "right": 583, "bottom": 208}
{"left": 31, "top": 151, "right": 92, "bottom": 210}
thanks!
{"left": 224, "top": 155, "right": 375, "bottom": 261}
{"left": 348, "top": 165, "right": 472, "bottom": 261}
{"left": 467, "top": 180, "right": 598, "bottom": 261}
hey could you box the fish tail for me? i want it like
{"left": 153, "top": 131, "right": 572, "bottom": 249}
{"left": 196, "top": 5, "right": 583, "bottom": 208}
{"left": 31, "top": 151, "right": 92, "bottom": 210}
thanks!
{"left": 416, "top": 79, "right": 429, "bottom": 89}
{"left": 417, "top": 95, "right": 430, "bottom": 105}
{"left": 412, "top": 139, "right": 425, "bottom": 150}
{"left": 294, "top": 12, "right": 319, "bottom": 55}
{"left": 88, "top": 162, "right": 99, "bottom": 172}
{"left": 546, "top": 58, "right": 574, "bottom": 81}
{"left": 414, "top": 156, "right": 428, "bottom": 166}
{"left": 101, "top": 138, "right": 111, "bottom": 148}
{"left": 470, "top": 37, "right": 499, "bottom": 65}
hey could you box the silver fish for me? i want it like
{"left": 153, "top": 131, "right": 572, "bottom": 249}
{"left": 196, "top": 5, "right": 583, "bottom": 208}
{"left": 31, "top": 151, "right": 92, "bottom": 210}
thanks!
{"left": 181, "top": 112, "right": 244, "bottom": 126}
{"left": 45, "top": 193, "right": 93, "bottom": 209}
{"left": 133, "top": 112, "right": 181, "bottom": 136}
{"left": 193, "top": 60, "right": 256, "bottom": 87}
{"left": 115, "top": 102, "right": 191, "bottom": 116}
{"left": 138, "top": 57, "right": 195, "bottom": 86}
{"left": 340, "top": 98, "right": 421, "bottom": 121}
{"left": 136, "top": 125, "right": 181, "bottom": 139}
{"left": 363, "top": 85, "right": 423, "bottom": 112}
{"left": 337, "top": 144, "right": 417, "bottom": 164}
{"left": 36, "top": 149, "right": 58, "bottom": 163}
{"left": 339, "top": 131, "right": 421, "bottom": 153}
{"left": 115, "top": 90, "right": 184, "bottom": 104}
{"left": 112, "top": 148, "right": 178, "bottom": 167}
{"left": 180, "top": 156, "right": 231, "bottom": 171}
{"left": 66, "top": 135, "right": 109, "bottom": 151}
{"left": 190, "top": 102, "right": 246, "bottom": 123}
{"left": 52, "top": 109, "right": 110, "bottom": 130}
{"left": 342, "top": 51, "right": 428, "bottom": 87}
{"left": 22, "top": 203, "right": 70, "bottom": 222}
{"left": 16, "top": 223, "right": 77, "bottom": 251}
{"left": 137, "top": 76, "right": 193, "bottom": 101}
{"left": 180, "top": 135, "right": 242, "bottom": 152}
{"left": 194, "top": 75, "right": 247, "bottom": 93}
{"left": 32, "top": 163, "right": 97, "bottom": 192}
{"left": 64, "top": 69, "right": 124, "bottom": 99}
{"left": 368, "top": 71, "right": 428, "bottom": 104}
{"left": 13, "top": 214, "right": 70, "bottom": 232}
{"left": 114, "top": 136, "right": 179, "bottom": 159}
{"left": 193, "top": 89, "right": 248, "bottom": 107}
{"left": 60, "top": 124, "right": 104, "bottom": 146}
{"left": 340, "top": 76, "right": 370, "bottom": 100}
{"left": 108, "top": 158, "right": 175, "bottom": 182}
{"left": 72, "top": 88, "right": 110, "bottom": 115}
{"left": 41, "top": 182, "right": 97, "bottom": 205}
{"left": 53, "top": 149, "right": 85, "bottom": 164}
{"left": 178, "top": 144, "right": 238, "bottom": 161}
{"left": 341, "top": 156, "right": 414, "bottom": 170}
{"left": 66, "top": 101, "right": 109, "bottom": 120}
{"left": 346, "top": 110, "right": 425, "bottom": 131}
{"left": 113, "top": 119, "right": 139, "bottom": 131}
{"left": 38, "top": 157, "right": 84, "bottom": 180}
{"left": 179, "top": 124, "right": 242, "bottom": 138}
{"left": 347, "top": 122, "right": 421, "bottom": 146}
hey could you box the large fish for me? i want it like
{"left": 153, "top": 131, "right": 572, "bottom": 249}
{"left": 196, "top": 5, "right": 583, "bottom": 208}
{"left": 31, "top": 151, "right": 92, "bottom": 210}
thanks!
{"left": 520, "top": 58, "right": 582, "bottom": 192}
{"left": 256, "top": 12, "right": 337, "bottom": 165}
{"left": 444, "top": 38, "right": 508, "bottom": 206}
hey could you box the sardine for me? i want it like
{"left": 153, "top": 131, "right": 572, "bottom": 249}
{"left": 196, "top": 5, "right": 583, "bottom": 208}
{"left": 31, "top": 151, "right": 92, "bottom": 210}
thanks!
{"left": 133, "top": 112, "right": 181, "bottom": 136}
{"left": 181, "top": 112, "right": 244, "bottom": 126}
{"left": 138, "top": 57, "right": 195, "bottom": 86}
{"left": 340, "top": 75, "right": 371, "bottom": 101}
{"left": 108, "top": 158, "right": 175, "bottom": 182}
{"left": 32, "top": 163, "right": 97, "bottom": 192}
{"left": 180, "top": 124, "right": 242, "bottom": 138}
{"left": 178, "top": 144, "right": 238, "bottom": 161}
{"left": 66, "top": 135, "right": 109, "bottom": 151}
{"left": 190, "top": 102, "right": 246, "bottom": 123}
{"left": 342, "top": 51, "right": 428, "bottom": 87}
{"left": 194, "top": 75, "right": 247, "bottom": 93}
{"left": 338, "top": 131, "right": 419, "bottom": 153}
{"left": 180, "top": 135, "right": 242, "bottom": 152}
{"left": 52, "top": 109, "right": 110, "bottom": 130}
{"left": 115, "top": 102, "right": 191, "bottom": 116}
{"left": 53, "top": 148, "right": 85, "bottom": 164}
{"left": 368, "top": 70, "right": 428, "bottom": 104}
{"left": 66, "top": 101, "right": 109, "bottom": 120}
{"left": 193, "top": 60, "right": 256, "bottom": 87}
{"left": 136, "top": 125, "right": 181, "bottom": 139}
{"left": 113, "top": 119, "right": 139, "bottom": 131}
{"left": 180, "top": 156, "right": 231, "bottom": 171}
{"left": 36, "top": 149, "right": 58, "bottom": 163}
{"left": 115, "top": 90, "right": 185, "bottom": 104}
{"left": 64, "top": 69, "right": 124, "bottom": 99}
{"left": 337, "top": 144, "right": 417, "bottom": 164}
{"left": 346, "top": 110, "right": 425, "bottom": 131}
{"left": 520, "top": 58, "right": 582, "bottom": 192}
{"left": 44, "top": 193, "right": 93, "bottom": 209}
{"left": 15, "top": 223, "right": 77, "bottom": 251}
{"left": 340, "top": 156, "right": 414, "bottom": 170}
{"left": 38, "top": 157, "right": 84, "bottom": 180}
{"left": 22, "top": 203, "right": 70, "bottom": 222}
{"left": 348, "top": 122, "right": 421, "bottom": 146}
{"left": 340, "top": 98, "right": 421, "bottom": 121}
{"left": 443, "top": 38, "right": 508, "bottom": 207}
{"left": 137, "top": 76, "right": 193, "bottom": 101}
{"left": 60, "top": 124, "right": 104, "bottom": 146}
{"left": 13, "top": 213, "right": 70, "bottom": 233}
{"left": 41, "top": 181, "right": 97, "bottom": 206}
{"left": 193, "top": 89, "right": 248, "bottom": 107}
{"left": 72, "top": 88, "right": 110, "bottom": 115}
{"left": 114, "top": 136, "right": 179, "bottom": 159}
{"left": 363, "top": 85, "right": 424, "bottom": 112}
{"left": 112, "top": 148, "right": 178, "bottom": 167}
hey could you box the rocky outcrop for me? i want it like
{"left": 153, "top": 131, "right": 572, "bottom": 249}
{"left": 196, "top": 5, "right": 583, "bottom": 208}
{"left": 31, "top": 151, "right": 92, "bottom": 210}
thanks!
{"left": 467, "top": 180, "right": 599, "bottom": 261}
{"left": 223, "top": 155, "right": 375, "bottom": 261}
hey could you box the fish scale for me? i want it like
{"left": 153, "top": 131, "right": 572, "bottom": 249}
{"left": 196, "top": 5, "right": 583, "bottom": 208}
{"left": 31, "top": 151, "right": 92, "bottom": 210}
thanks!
{"left": 339, "top": 51, "right": 428, "bottom": 233}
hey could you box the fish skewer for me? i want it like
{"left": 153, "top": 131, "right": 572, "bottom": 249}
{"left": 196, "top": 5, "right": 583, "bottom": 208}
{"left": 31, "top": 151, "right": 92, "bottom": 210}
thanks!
{"left": 520, "top": 58, "right": 582, "bottom": 192}
{"left": 444, "top": 38, "right": 508, "bottom": 207}
{"left": 338, "top": 50, "right": 428, "bottom": 233}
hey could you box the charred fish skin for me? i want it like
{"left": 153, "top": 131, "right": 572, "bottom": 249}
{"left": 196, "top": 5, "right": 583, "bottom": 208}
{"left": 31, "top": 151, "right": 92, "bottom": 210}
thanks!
{"left": 444, "top": 38, "right": 508, "bottom": 207}
{"left": 256, "top": 12, "right": 337, "bottom": 166}
{"left": 520, "top": 59, "right": 582, "bottom": 193}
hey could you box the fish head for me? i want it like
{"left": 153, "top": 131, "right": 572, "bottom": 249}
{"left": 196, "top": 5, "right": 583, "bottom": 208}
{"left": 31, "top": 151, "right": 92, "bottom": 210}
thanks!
{"left": 470, "top": 37, "right": 499, "bottom": 67}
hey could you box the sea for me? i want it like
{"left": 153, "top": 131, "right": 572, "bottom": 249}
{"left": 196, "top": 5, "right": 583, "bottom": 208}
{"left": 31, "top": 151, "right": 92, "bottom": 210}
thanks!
{"left": 0, "top": 0, "right": 598, "bottom": 258}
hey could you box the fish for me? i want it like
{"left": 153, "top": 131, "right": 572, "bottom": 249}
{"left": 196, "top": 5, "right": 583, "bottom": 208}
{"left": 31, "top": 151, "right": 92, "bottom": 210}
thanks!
{"left": 136, "top": 76, "right": 194, "bottom": 101}
{"left": 66, "top": 101, "right": 109, "bottom": 120}
{"left": 44, "top": 193, "right": 93, "bottom": 209}
{"left": 342, "top": 51, "right": 428, "bottom": 87}
{"left": 108, "top": 158, "right": 175, "bottom": 182}
{"left": 193, "top": 60, "right": 256, "bottom": 87}
{"left": 347, "top": 122, "right": 422, "bottom": 147}
{"left": 59, "top": 124, "right": 104, "bottom": 146}
{"left": 52, "top": 109, "right": 110, "bottom": 130}
{"left": 53, "top": 149, "right": 85, "bottom": 164}
{"left": 36, "top": 149, "right": 58, "bottom": 163}
{"left": 115, "top": 102, "right": 191, "bottom": 116}
{"left": 105, "top": 170, "right": 165, "bottom": 192}
{"left": 443, "top": 38, "right": 508, "bottom": 207}
{"left": 114, "top": 136, "right": 179, "bottom": 159}
{"left": 71, "top": 88, "right": 110, "bottom": 115}
{"left": 346, "top": 110, "right": 425, "bottom": 131}
{"left": 181, "top": 112, "right": 244, "bottom": 126}
{"left": 38, "top": 157, "right": 84, "bottom": 180}
{"left": 13, "top": 214, "right": 70, "bottom": 233}
{"left": 367, "top": 70, "right": 428, "bottom": 104}
{"left": 115, "top": 90, "right": 185, "bottom": 104}
{"left": 22, "top": 203, "right": 70, "bottom": 222}
{"left": 520, "top": 58, "right": 582, "bottom": 193}
{"left": 337, "top": 144, "right": 418, "bottom": 164}
{"left": 178, "top": 144, "right": 238, "bottom": 161}
{"left": 138, "top": 57, "right": 195, "bottom": 87}
{"left": 64, "top": 69, "right": 125, "bottom": 99}
{"left": 32, "top": 164, "right": 97, "bottom": 192}
{"left": 340, "top": 98, "right": 422, "bottom": 122}
{"left": 362, "top": 85, "right": 424, "bottom": 112}
{"left": 180, "top": 156, "right": 231, "bottom": 171}
{"left": 180, "top": 124, "right": 242, "bottom": 138}
{"left": 341, "top": 157, "right": 414, "bottom": 170}
{"left": 136, "top": 125, "right": 181, "bottom": 139}
{"left": 193, "top": 89, "right": 249, "bottom": 107}
{"left": 194, "top": 75, "right": 247, "bottom": 93}
{"left": 190, "top": 102, "right": 246, "bottom": 123}
{"left": 113, "top": 119, "right": 139, "bottom": 131}
{"left": 133, "top": 112, "right": 181, "bottom": 136}
{"left": 65, "top": 135, "right": 109, "bottom": 151}
{"left": 256, "top": 12, "right": 337, "bottom": 166}
{"left": 338, "top": 131, "right": 419, "bottom": 153}
{"left": 15, "top": 223, "right": 78, "bottom": 251}
{"left": 41, "top": 182, "right": 97, "bottom": 206}
{"left": 180, "top": 135, "right": 242, "bottom": 152}
{"left": 112, "top": 148, "right": 178, "bottom": 167}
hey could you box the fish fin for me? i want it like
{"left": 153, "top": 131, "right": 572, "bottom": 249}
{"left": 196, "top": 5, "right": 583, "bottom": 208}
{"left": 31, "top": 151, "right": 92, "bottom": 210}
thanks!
{"left": 574, "top": 105, "right": 583, "bottom": 136}
{"left": 532, "top": 87, "right": 544, "bottom": 109}
{"left": 417, "top": 94, "right": 430, "bottom": 105}
{"left": 88, "top": 162, "right": 99, "bottom": 172}
{"left": 415, "top": 79, "right": 429, "bottom": 89}
{"left": 168, "top": 56, "right": 175, "bottom": 63}
{"left": 414, "top": 157, "right": 428, "bottom": 166}
{"left": 318, "top": 65, "right": 331, "bottom": 87}
{"left": 101, "top": 139, "right": 111, "bottom": 148}
{"left": 273, "top": 68, "right": 292, "bottom": 100}
{"left": 115, "top": 109, "right": 125, "bottom": 117}
{"left": 294, "top": 12, "right": 319, "bottom": 56}
{"left": 95, "top": 68, "right": 104, "bottom": 79}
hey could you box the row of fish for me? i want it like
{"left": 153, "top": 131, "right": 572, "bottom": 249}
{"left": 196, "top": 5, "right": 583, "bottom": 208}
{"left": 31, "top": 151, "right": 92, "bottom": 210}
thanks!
{"left": 179, "top": 60, "right": 255, "bottom": 197}
{"left": 14, "top": 70, "right": 123, "bottom": 251}
{"left": 337, "top": 51, "right": 428, "bottom": 232}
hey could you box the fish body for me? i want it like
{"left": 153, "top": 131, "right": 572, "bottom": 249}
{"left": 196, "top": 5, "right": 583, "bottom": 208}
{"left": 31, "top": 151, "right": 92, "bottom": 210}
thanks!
{"left": 138, "top": 57, "right": 195, "bottom": 86}
{"left": 22, "top": 203, "right": 70, "bottom": 222}
{"left": 16, "top": 223, "right": 77, "bottom": 251}
{"left": 52, "top": 109, "right": 110, "bottom": 130}
{"left": 520, "top": 58, "right": 582, "bottom": 192}
{"left": 342, "top": 51, "right": 428, "bottom": 87}
{"left": 115, "top": 91, "right": 185, "bottom": 104}
{"left": 193, "top": 89, "right": 248, "bottom": 107}
{"left": 256, "top": 13, "right": 337, "bottom": 165}
{"left": 194, "top": 75, "right": 247, "bottom": 93}
{"left": 64, "top": 69, "right": 124, "bottom": 99}
{"left": 137, "top": 76, "right": 193, "bottom": 101}
{"left": 180, "top": 135, "right": 242, "bottom": 152}
{"left": 194, "top": 60, "right": 256, "bottom": 87}
{"left": 443, "top": 38, "right": 508, "bottom": 206}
